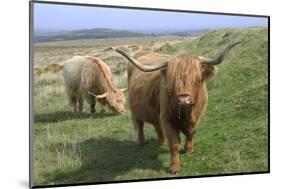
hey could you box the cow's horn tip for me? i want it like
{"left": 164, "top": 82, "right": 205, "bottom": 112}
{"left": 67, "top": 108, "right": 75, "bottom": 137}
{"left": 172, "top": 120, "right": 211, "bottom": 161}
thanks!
{"left": 109, "top": 46, "right": 116, "bottom": 51}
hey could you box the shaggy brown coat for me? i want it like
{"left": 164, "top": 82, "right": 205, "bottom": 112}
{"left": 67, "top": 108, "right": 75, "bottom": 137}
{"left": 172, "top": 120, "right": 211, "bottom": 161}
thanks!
{"left": 127, "top": 52, "right": 217, "bottom": 174}
{"left": 62, "top": 56, "right": 126, "bottom": 114}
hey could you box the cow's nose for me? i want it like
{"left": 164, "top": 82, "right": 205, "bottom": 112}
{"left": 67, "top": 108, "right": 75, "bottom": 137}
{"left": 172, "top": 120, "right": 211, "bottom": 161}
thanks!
{"left": 177, "top": 94, "right": 192, "bottom": 105}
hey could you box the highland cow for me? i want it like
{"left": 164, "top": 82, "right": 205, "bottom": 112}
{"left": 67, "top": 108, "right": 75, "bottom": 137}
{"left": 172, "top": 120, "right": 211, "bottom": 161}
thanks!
{"left": 62, "top": 56, "right": 126, "bottom": 114}
{"left": 114, "top": 42, "right": 240, "bottom": 174}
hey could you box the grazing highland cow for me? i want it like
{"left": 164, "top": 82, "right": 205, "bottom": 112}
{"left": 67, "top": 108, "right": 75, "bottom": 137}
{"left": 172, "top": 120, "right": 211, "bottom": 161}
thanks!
{"left": 114, "top": 42, "right": 240, "bottom": 174}
{"left": 62, "top": 56, "right": 126, "bottom": 114}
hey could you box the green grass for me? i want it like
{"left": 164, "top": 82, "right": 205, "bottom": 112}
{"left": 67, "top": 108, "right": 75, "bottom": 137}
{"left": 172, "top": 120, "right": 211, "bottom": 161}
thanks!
{"left": 33, "top": 27, "right": 268, "bottom": 186}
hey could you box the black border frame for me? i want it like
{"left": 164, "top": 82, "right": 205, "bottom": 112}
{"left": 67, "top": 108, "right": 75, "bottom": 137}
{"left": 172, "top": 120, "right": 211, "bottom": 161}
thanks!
{"left": 29, "top": 1, "right": 270, "bottom": 188}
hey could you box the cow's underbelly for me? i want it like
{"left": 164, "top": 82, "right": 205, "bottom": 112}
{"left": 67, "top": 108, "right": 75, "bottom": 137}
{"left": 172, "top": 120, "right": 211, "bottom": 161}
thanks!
{"left": 130, "top": 102, "right": 160, "bottom": 125}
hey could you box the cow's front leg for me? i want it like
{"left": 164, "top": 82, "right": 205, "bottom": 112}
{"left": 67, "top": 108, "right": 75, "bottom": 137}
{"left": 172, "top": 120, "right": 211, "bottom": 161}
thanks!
{"left": 184, "top": 121, "right": 196, "bottom": 155}
{"left": 100, "top": 105, "right": 106, "bottom": 113}
{"left": 97, "top": 99, "right": 107, "bottom": 113}
{"left": 153, "top": 124, "right": 166, "bottom": 145}
{"left": 163, "top": 122, "right": 181, "bottom": 174}
{"left": 184, "top": 137, "right": 194, "bottom": 155}
{"left": 90, "top": 98, "right": 96, "bottom": 113}
{"left": 78, "top": 97, "right": 84, "bottom": 113}
{"left": 136, "top": 120, "right": 147, "bottom": 145}
{"left": 70, "top": 97, "right": 77, "bottom": 114}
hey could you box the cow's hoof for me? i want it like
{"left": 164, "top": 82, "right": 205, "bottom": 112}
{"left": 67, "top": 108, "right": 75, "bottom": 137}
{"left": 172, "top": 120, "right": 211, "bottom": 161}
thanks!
{"left": 138, "top": 140, "right": 148, "bottom": 146}
{"left": 185, "top": 148, "right": 194, "bottom": 155}
{"left": 158, "top": 139, "right": 167, "bottom": 146}
{"left": 73, "top": 111, "right": 79, "bottom": 115}
{"left": 169, "top": 165, "right": 181, "bottom": 174}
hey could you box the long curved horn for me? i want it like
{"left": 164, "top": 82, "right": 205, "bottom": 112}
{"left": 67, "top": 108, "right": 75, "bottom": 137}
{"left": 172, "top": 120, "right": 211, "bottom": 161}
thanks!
{"left": 199, "top": 41, "right": 241, "bottom": 65}
{"left": 113, "top": 48, "right": 168, "bottom": 72}
{"left": 88, "top": 91, "right": 107, "bottom": 99}
{"left": 118, "top": 88, "right": 127, "bottom": 92}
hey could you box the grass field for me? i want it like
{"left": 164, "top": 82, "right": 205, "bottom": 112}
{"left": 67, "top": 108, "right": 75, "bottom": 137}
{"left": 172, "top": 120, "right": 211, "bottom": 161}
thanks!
{"left": 32, "top": 27, "right": 268, "bottom": 186}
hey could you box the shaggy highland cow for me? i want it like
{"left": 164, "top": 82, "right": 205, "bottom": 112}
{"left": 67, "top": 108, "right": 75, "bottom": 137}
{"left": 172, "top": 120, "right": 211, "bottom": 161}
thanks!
{"left": 62, "top": 56, "right": 126, "bottom": 114}
{"left": 114, "top": 42, "right": 240, "bottom": 174}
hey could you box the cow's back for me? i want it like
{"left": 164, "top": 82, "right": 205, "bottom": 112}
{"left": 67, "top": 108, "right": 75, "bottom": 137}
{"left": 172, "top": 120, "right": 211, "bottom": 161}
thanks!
{"left": 81, "top": 57, "right": 113, "bottom": 97}
{"left": 127, "top": 52, "right": 170, "bottom": 125}
{"left": 63, "top": 56, "right": 86, "bottom": 97}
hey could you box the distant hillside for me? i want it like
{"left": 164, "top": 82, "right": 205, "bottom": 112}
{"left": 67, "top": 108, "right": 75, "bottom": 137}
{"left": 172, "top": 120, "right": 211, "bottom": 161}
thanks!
{"left": 168, "top": 29, "right": 209, "bottom": 37}
{"left": 34, "top": 28, "right": 148, "bottom": 43}
{"left": 34, "top": 28, "right": 208, "bottom": 43}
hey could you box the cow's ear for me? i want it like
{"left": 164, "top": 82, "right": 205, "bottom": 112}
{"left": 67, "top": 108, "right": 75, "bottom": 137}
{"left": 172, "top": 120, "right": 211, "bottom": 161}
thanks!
{"left": 201, "top": 65, "right": 218, "bottom": 80}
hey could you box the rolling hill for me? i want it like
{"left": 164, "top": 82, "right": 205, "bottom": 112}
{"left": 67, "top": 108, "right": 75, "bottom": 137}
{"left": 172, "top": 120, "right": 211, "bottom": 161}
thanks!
{"left": 34, "top": 28, "right": 148, "bottom": 43}
{"left": 34, "top": 28, "right": 208, "bottom": 43}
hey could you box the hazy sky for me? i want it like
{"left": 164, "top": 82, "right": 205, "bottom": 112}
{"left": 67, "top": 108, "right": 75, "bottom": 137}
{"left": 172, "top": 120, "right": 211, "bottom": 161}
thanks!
{"left": 34, "top": 3, "right": 268, "bottom": 32}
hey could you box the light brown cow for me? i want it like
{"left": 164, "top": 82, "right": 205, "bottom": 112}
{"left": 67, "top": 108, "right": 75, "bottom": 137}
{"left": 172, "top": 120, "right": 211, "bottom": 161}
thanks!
{"left": 114, "top": 42, "right": 240, "bottom": 174}
{"left": 62, "top": 56, "right": 126, "bottom": 114}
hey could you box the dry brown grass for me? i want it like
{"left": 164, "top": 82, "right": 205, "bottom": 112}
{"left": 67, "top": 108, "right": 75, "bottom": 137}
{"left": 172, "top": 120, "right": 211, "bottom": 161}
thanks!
{"left": 34, "top": 72, "right": 65, "bottom": 104}
{"left": 34, "top": 36, "right": 187, "bottom": 67}
{"left": 33, "top": 36, "right": 190, "bottom": 104}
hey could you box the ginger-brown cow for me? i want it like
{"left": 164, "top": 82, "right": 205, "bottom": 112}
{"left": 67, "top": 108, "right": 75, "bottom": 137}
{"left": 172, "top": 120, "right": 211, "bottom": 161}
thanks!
{"left": 113, "top": 42, "right": 240, "bottom": 174}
